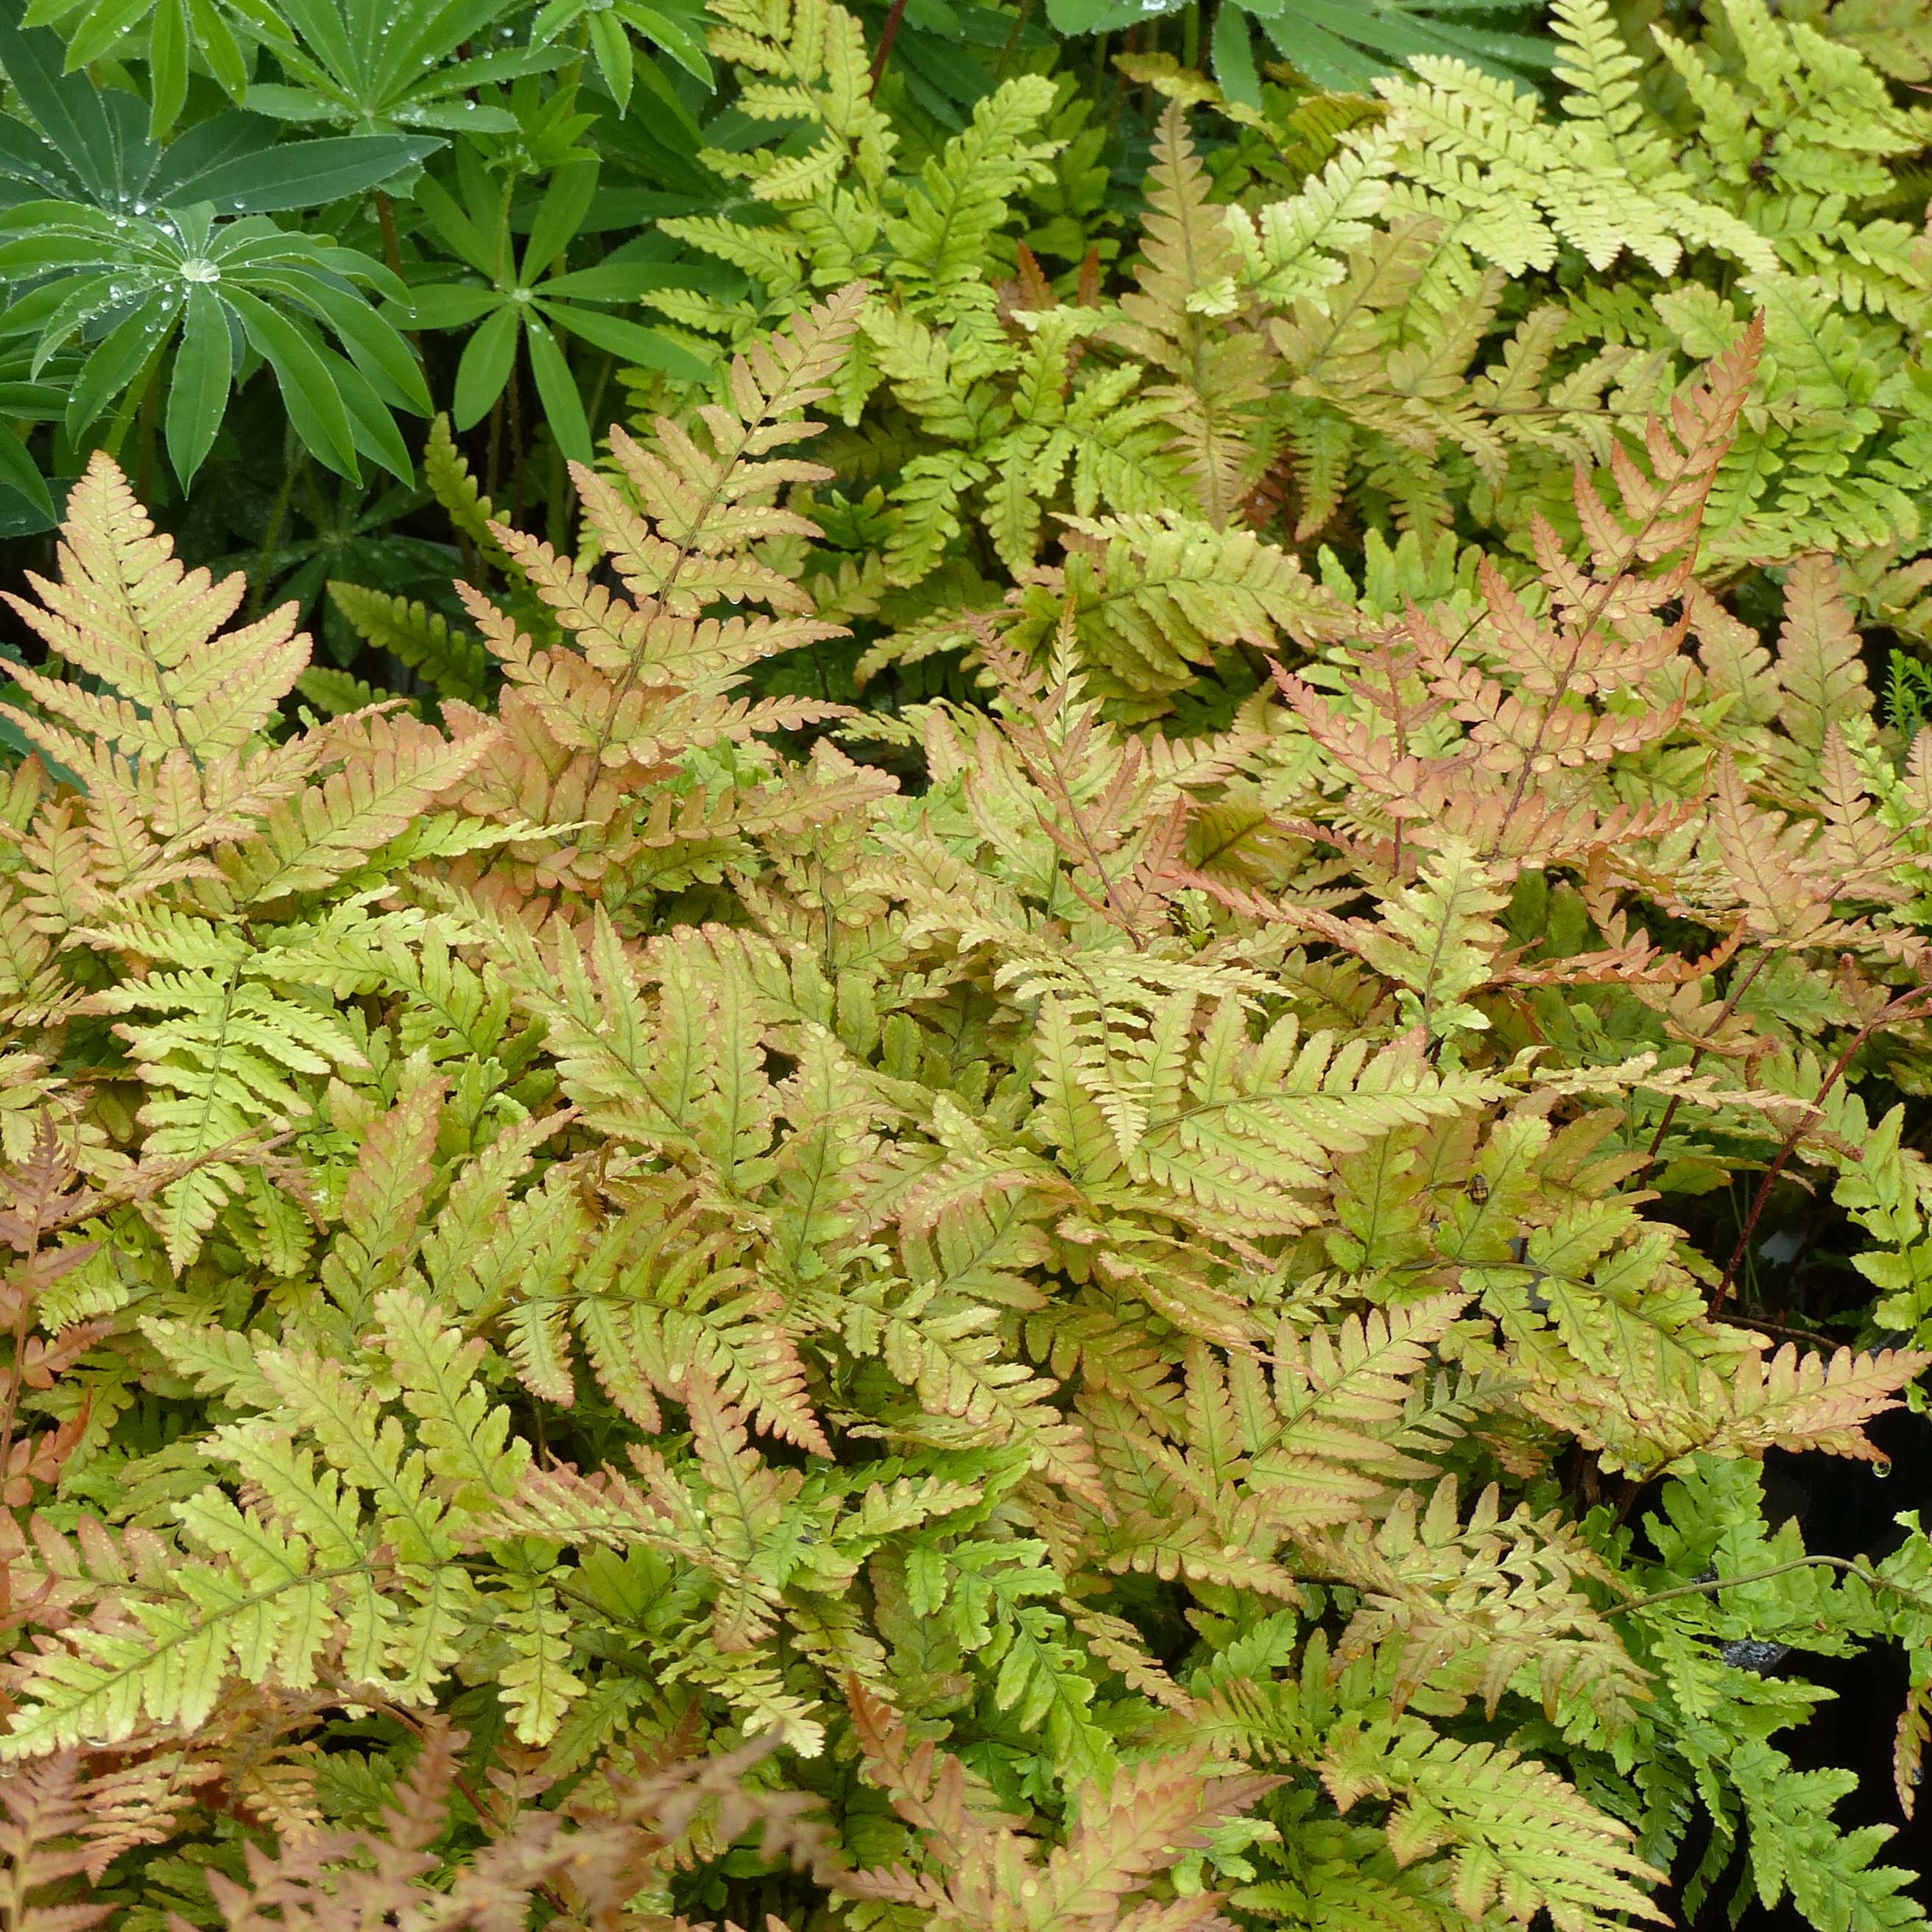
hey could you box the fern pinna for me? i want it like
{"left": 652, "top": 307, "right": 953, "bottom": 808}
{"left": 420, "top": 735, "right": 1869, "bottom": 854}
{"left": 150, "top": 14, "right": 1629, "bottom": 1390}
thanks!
{"left": 0, "top": 255, "right": 1931, "bottom": 1932}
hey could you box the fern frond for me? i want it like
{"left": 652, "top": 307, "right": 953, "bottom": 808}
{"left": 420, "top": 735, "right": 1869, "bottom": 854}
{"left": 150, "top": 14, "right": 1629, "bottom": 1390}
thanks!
{"left": 1034, "top": 511, "right": 1339, "bottom": 710}
{"left": 1322, "top": 1716, "right": 1670, "bottom": 1932}
{"left": 327, "top": 584, "right": 491, "bottom": 705}
{"left": 885, "top": 79, "right": 1062, "bottom": 316}
{"left": 0, "top": 1756, "right": 113, "bottom": 1932}
{"left": 1, "top": 453, "right": 308, "bottom": 777}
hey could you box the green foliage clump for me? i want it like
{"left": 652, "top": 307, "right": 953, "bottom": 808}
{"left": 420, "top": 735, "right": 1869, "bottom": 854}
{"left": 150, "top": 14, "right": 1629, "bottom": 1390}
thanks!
{"left": 0, "top": 257, "right": 1927, "bottom": 1932}
{"left": 3, "top": 0, "right": 1932, "bottom": 1924}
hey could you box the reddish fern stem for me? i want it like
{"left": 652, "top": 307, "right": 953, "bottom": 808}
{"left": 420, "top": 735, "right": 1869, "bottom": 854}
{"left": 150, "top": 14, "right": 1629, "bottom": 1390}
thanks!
{"left": 870, "top": 0, "right": 909, "bottom": 90}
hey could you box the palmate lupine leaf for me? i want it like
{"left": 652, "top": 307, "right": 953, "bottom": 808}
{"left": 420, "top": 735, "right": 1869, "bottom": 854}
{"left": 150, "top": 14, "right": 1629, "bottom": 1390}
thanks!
{"left": 406, "top": 152, "right": 708, "bottom": 462}
{"left": 0, "top": 0, "right": 438, "bottom": 169}
{"left": 1046, "top": 0, "right": 1549, "bottom": 107}
{"left": 242, "top": 0, "right": 568, "bottom": 133}
{"left": 0, "top": 195, "right": 426, "bottom": 484}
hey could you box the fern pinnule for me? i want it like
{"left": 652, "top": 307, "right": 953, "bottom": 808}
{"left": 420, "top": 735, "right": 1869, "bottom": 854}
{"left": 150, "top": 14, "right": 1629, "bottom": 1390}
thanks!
{"left": 1266, "top": 323, "right": 1762, "bottom": 885}
{"left": 1322, "top": 1474, "right": 1645, "bottom": 1724}
{"left": 4, "top": 138, "right": 1932, "bottom": 1932}
{"left": 1024, "top": 510, "right": 1339, "bottom": 713}
{"left": 1707, "top": 1338, "right": 1931, "bottom": 1463}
